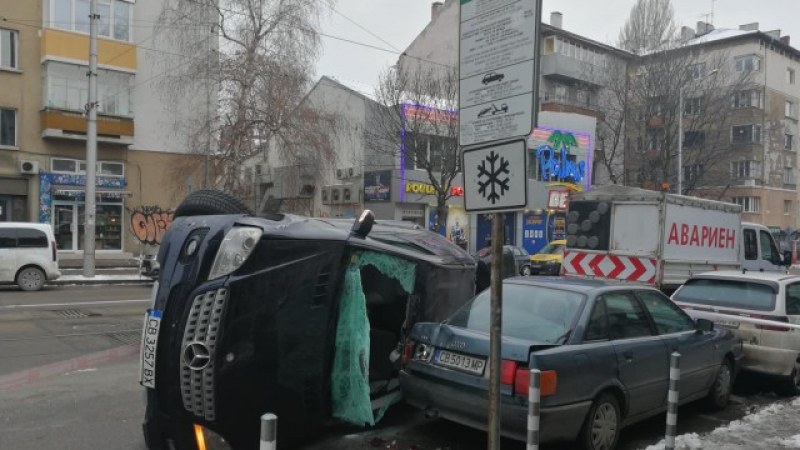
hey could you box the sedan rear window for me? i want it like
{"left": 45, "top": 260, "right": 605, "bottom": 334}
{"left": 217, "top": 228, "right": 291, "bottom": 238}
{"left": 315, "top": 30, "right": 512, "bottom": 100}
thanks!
{"left": 672, "top": 278, "right": 777, "bottom": 312}
{"left": 447, "top": 284, "right": 585, "bottom": 343}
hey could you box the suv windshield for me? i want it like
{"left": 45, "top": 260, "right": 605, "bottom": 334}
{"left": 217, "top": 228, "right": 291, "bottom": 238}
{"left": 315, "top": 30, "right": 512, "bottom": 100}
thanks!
{"left": 447, "top": 283, "right": 585, "bottom": 343}
{"left": 673, "top": 278, "right": 778, "bottom": 311}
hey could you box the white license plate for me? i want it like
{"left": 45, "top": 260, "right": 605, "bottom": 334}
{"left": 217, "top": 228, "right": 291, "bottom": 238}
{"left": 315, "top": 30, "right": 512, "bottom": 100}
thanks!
{"left": 435, "top": 350, "right": 486, "bottom": 375}
{"left": 139, "top": 309, "right": 162, "bottom": 389}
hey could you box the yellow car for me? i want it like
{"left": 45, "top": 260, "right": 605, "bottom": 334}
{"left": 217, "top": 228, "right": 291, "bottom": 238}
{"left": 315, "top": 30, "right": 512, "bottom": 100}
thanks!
{"left": 529, "top": 239, "right": 566, "bottom": 275}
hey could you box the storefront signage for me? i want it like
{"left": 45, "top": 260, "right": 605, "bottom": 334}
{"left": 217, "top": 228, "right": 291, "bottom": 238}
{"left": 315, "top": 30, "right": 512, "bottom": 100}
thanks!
{"left": 547, "top": 190, "right": 569, "bottom": 210}
{"left": 529, "top": 128, "right": 593, "bottom": 190}
{"left": 404, "top": 181, "right": 465, "bottom": 198}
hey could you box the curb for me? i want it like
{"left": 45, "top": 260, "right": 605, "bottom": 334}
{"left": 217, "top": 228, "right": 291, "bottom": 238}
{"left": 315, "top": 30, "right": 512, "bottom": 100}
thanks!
{"left": 48, "top": 278, "right": 155, "bottom": 286}
{"left": 0, "top": 343, "right": 140, "bottom": 390}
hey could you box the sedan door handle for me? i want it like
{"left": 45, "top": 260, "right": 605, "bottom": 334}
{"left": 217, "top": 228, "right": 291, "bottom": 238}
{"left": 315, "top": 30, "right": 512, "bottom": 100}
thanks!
{"left": 623, "top": 351, "right": 634, "bottom": 361}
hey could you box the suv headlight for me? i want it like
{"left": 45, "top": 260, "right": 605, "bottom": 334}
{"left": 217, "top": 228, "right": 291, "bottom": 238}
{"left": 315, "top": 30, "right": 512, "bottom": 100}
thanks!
{"left": 208, "top": 226, "right": 262, "bottom": 280}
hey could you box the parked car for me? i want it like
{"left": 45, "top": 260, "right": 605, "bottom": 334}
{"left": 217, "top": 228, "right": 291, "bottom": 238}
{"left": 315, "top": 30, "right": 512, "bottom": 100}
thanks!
{"left": 0, "top": 222, "right": 60, "bottom": 291}
{"left": 530, "top": 239, "right": 566, "bottom": 275}
{"left": 400, "top": 278, "right": 742, "bottom": 450}
{"left": 141, "top": 190, "right": 477, "bottom": 450}
{"left": 139, "top": 245, "right": 160, "bottom": 280}
{"left": 671, "top": 271, "right": 800, "bottom": 395}
{"left": 475, "top": 245, "right": 532, "bottom": 276}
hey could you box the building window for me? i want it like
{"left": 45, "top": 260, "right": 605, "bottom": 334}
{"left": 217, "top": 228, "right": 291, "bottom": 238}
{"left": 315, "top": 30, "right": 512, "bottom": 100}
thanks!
{"left": 785, "top": 166, "right": 796, "bottom": 185}
{"left": 730, "top": 160, "right": 761, "bottom": 179}
{"left": 50, "top": 0, "right": 132, "bottom": 42}
{"left": 0, "top": 28, "right": 18, "bottom": 70}
{"left": 789, "top": 68, "right": 796, "bottom": 85}
{"left": 44, "top": 61, "right": 134, "bottom": 117}
{"left": 732, "top": 125, "right": 762, "bottom": 144}
{"left": 731, "top": 196, "right": 760, "bottom": 213}
{"left": 684, "top": 164, "right": 704, "bottom": 182}
{"left": 786, "top": 133, "right": 794, "bottom": 151}
{"left": 683, "top": 130, "right": 705, "bottom": 147}
{"left": 51, "top": 157, "right": 124, "bottom": 177}
{"left": 734, "top": 55, "right": 761, "bottom": 72}
{"left": 684, "top": 97, "right": 703, "bottom": 115}
{"left": 404, "top": 133, "right": 457, "bottom": 173}
{"left": 786, "top": 100, "right": 796, "bottom": 119}
{"left": 732, "top": 90, "right": 763, "bottom": 109}
{"left": 0, "top": 108, "right": 16, "bottom": 147}
{"left": 785, "top": 200, "right": 793, "bottom": 215}
{"left": 688, "top": 63, "right": 706, "bottom": 80}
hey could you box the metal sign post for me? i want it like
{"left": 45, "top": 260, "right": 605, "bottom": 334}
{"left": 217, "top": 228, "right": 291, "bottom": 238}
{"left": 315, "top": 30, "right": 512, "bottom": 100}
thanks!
{"left": 459, "top": 1, "right": 542, "bottom": 448}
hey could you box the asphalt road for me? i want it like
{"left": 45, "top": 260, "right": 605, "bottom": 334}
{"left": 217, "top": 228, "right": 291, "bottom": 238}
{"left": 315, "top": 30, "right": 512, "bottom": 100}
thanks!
{"left": 0, "top": 285, "right": 790, "bottom": 450}
{"left": 0, "top": 284, "right": 152, "bottom": 376}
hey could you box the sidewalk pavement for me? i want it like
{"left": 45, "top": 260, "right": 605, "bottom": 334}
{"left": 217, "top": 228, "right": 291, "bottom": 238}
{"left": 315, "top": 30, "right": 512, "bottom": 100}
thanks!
{"left": 51, "top": 252, "right": 155, "bottom": 285}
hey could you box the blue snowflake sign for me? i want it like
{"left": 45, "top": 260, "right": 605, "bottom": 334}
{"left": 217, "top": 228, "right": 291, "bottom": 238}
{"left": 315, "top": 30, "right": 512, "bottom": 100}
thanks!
{"left": 463, "top": 140, "right": 528, "bottom": 212}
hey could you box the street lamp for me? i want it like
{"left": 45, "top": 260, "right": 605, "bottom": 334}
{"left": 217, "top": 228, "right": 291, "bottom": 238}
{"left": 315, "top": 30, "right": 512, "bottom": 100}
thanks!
{"left": 678, "top": 68, "right": 718, "bottom": 196}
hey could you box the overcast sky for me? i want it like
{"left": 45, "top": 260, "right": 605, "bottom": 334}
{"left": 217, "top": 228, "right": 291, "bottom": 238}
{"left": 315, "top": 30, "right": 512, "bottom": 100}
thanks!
{"left": 315, "top": 0, "right": 799, "bottom": 89}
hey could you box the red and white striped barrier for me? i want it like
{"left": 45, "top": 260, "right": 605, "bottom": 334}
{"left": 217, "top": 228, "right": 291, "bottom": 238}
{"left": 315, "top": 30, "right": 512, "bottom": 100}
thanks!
{"left": 562, "top": 251, "right": 658, "bottom": 284}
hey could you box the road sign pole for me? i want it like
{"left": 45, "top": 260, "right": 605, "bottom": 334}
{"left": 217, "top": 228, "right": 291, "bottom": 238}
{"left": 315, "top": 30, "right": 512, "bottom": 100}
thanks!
{"left": 532, "top": 0, "right": 542, "bottom": 128}
{"left": 488, "top": 212, "right": 504, "bottom": 450}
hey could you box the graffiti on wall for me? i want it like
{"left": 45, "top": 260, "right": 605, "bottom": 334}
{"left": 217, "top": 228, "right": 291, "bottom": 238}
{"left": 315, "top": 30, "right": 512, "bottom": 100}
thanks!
{"left": 130, "top": 206, "right": 174, "bottom": 245}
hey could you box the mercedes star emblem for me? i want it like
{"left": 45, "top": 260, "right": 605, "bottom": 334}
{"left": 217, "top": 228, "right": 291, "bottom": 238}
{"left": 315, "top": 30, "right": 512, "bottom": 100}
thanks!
{"left": 183, "top": 341, "right": 212, "bottom": 371}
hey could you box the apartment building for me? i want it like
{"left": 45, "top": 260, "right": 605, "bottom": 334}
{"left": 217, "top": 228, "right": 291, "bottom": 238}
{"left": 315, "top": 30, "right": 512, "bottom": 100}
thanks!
{"left": 0, "top": 0, "right": 209, "bottom": 254}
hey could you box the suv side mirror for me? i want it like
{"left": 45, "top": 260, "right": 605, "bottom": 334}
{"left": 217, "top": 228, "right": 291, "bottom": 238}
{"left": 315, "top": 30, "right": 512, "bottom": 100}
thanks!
{"left": 696, "top": 318, "right": 714, "bottom": 333}
{"left": 783, "top": 250, "right": 793, "bottom": 267}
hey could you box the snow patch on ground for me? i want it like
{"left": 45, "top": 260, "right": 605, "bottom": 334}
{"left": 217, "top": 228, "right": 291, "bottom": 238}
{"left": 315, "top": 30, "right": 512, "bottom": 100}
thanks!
{"left": 640, "top": 399, "right": 800, "bottom": 450}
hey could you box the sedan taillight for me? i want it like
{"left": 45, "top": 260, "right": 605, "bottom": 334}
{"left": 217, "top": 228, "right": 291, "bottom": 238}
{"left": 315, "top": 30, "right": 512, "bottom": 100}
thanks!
{"left": 513, "top": 368, "right": 558, "bottom": 397}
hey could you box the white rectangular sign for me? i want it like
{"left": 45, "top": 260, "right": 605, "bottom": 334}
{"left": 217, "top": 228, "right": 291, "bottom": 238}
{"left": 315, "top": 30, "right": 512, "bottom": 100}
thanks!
{"left": 662, "top": 204, "right": 741, "bottom": 263}
{"left": 463, "top": 140, "right": 528, "bottom": 212}
{"left": 460, "top": 92, "right": 533, "bottom": 147}
{"left": 460, "top": 60, "right": 535, "bottom": 109}
{"left": 459, "top": 0, "right": 537, "bottom": 146}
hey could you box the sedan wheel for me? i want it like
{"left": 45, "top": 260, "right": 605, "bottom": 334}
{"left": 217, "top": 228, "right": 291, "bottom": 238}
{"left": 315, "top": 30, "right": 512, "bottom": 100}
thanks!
{"left": 17, "top": 267, "right": 46, "bottom": 292}
{"left": 579, "top": 393, "right": 620, "bottom": 450}
{"left": 705, "top": 361, "right": 732, "bottom": 409}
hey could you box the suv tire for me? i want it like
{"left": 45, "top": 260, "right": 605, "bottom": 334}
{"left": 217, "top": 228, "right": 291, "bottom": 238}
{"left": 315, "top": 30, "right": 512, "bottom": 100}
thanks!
{"left": 174, "top": 190, "right": 253, "bottom": 218}
{"left": 17, "top": 267, "right": 46, "bottom": 291}
{"left": 705, "top": 360, "right": 733, "bottom": 409}
{"left": 778, "top": 358, "right": 800, "bottom": 397}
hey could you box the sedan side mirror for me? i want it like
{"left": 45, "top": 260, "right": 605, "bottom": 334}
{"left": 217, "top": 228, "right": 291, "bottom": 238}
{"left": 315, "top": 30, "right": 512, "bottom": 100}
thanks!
{"left": 696, "top": 318, "right": 714, "bottom": 333}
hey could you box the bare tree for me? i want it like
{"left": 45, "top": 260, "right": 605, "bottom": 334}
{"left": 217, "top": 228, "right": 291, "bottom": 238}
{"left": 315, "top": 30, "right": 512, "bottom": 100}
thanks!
{"left": 618, "top": 0, "right": 678, "bottom": 55}
{"left": 153, "top": 0, "right": 337, "bottom": 198}
{"left": 367, "top": 65, "right": 459, "bottom": 232}
{"left": 614, "top": 47, "right": 754, "bottom": 195}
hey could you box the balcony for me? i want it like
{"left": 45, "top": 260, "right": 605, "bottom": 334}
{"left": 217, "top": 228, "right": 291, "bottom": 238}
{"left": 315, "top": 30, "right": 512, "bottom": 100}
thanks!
{"left": 41, "top": 28, "right": 137, "bottom": 70}
{"left": 541, "top": 53, "right": 603, "bottom": 86}
{"left": 40, "top": 109, "right": 134, "bottom": 145}
{"left": 541, "top": 90, "right": 604, "bottom": 120}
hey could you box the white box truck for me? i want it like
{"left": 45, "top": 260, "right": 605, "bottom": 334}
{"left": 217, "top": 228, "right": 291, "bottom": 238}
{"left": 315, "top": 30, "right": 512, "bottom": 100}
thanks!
{"left": 561, "top": 185, "right": 787, "bottom": 292}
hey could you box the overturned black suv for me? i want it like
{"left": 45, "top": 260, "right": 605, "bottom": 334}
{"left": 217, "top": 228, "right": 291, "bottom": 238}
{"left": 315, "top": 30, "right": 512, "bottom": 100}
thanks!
{"left": 141, "top": 191, "right": 476, "bottom": 449}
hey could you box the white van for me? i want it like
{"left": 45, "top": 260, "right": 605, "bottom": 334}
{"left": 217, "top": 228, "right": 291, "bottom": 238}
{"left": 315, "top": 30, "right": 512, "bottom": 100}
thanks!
{"left": 0, "top": 222, "right": 61, "bottom": 291}
{"left": 741, "top": 222, "right": 788, "bottom": 272}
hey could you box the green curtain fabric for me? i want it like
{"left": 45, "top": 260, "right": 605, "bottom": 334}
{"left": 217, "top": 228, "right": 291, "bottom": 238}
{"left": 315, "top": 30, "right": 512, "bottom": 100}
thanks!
{"left": 331, "top": 251, "right": 416, "bottom": 426}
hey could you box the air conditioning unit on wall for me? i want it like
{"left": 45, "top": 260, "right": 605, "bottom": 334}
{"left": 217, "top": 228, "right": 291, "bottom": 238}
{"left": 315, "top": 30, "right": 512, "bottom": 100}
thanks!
{"left": 348, "top": 167, "right": 361, "bottom": 178}
{"left": 336, "top": 168, "right": 345, "bottom": 180}
{"left": 19, "top": 160, "right": 39, "bottom": 175}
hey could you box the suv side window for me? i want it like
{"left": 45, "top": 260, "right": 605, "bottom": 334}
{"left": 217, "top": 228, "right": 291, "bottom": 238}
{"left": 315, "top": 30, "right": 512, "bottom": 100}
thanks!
{"left": 603, "top": 292, "right": 653, "bottom": 339}
{"left": 0, "top": 228, "right": 16, "bottom": 248}
{"left": 759, "top": 230, "right": 779, "bottom": 264}
{"left": 584, "top": 298, "right": 608, "bottom": 341}
{"left": 743, "top": 229, "right": 758, "bottom": 260}
{"left": 16, "top": 228, "right": 48, "bottom": 248}
{"left": 636, "top": 290, "right": 696, "bottom": 334}
{"left": 786, "top": 283, "right": 800, "bottom": 315}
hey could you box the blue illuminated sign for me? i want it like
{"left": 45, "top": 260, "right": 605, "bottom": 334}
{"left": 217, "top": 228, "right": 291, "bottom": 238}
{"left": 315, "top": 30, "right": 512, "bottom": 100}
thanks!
{"left": 535, "top": 131, "right": 587, "bottom": 184}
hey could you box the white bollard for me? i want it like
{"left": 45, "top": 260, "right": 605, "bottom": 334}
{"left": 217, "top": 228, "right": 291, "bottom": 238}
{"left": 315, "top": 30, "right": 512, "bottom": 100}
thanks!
{"left": 260, "top": 413, "right": 277, "bottom": 450}
{"left": 527, "top": 369, "right": 541, "bottom": 450}
{"left": 665, "top": 352, "right": 681, "bottom": 450}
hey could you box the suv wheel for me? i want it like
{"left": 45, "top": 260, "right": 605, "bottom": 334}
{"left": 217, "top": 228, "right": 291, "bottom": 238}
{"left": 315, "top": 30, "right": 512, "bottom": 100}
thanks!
{"left": 17, "top": 267, "right": 46, "bottom": 291}
{"left": 778, "top": 358, "right": 800, "bottom": 396}
{"left": 174, "top": 190, "right": 254, "bottom": 218}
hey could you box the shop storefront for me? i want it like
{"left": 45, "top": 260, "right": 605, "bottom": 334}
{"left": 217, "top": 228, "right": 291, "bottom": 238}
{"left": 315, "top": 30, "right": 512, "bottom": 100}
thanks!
{"left": 39, "top": 171, "right": 128, "bottom": 253}
{"left": 0, "top": 178, "right": 28, "bottom": 222}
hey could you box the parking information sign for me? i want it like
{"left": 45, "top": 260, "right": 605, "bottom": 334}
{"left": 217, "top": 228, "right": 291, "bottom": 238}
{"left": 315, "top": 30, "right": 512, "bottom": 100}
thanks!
{"left": 459, "top": 0, "right": 537, "bottom": 147}
{"left": 463, "top": 140, "right": 527, "bottom": 212}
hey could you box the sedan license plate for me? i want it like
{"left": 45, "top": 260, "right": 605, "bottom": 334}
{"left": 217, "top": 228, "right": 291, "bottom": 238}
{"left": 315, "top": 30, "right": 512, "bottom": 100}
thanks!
{"left": 139, "top": 309, "right": 162, "bottom": 389}
{"left": 435, "top": 350, "right": 486, "bottom": 375}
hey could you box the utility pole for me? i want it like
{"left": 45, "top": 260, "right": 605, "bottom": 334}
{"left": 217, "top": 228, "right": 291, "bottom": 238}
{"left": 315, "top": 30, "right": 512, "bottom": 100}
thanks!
{"left": 83, "top": 0, "right": 99, "bottom": 277}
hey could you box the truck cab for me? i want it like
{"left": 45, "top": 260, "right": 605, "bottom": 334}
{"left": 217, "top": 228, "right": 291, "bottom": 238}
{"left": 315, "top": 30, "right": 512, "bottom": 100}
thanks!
{"left": 741, "top": 222, "right": 787, "bottom": 272}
